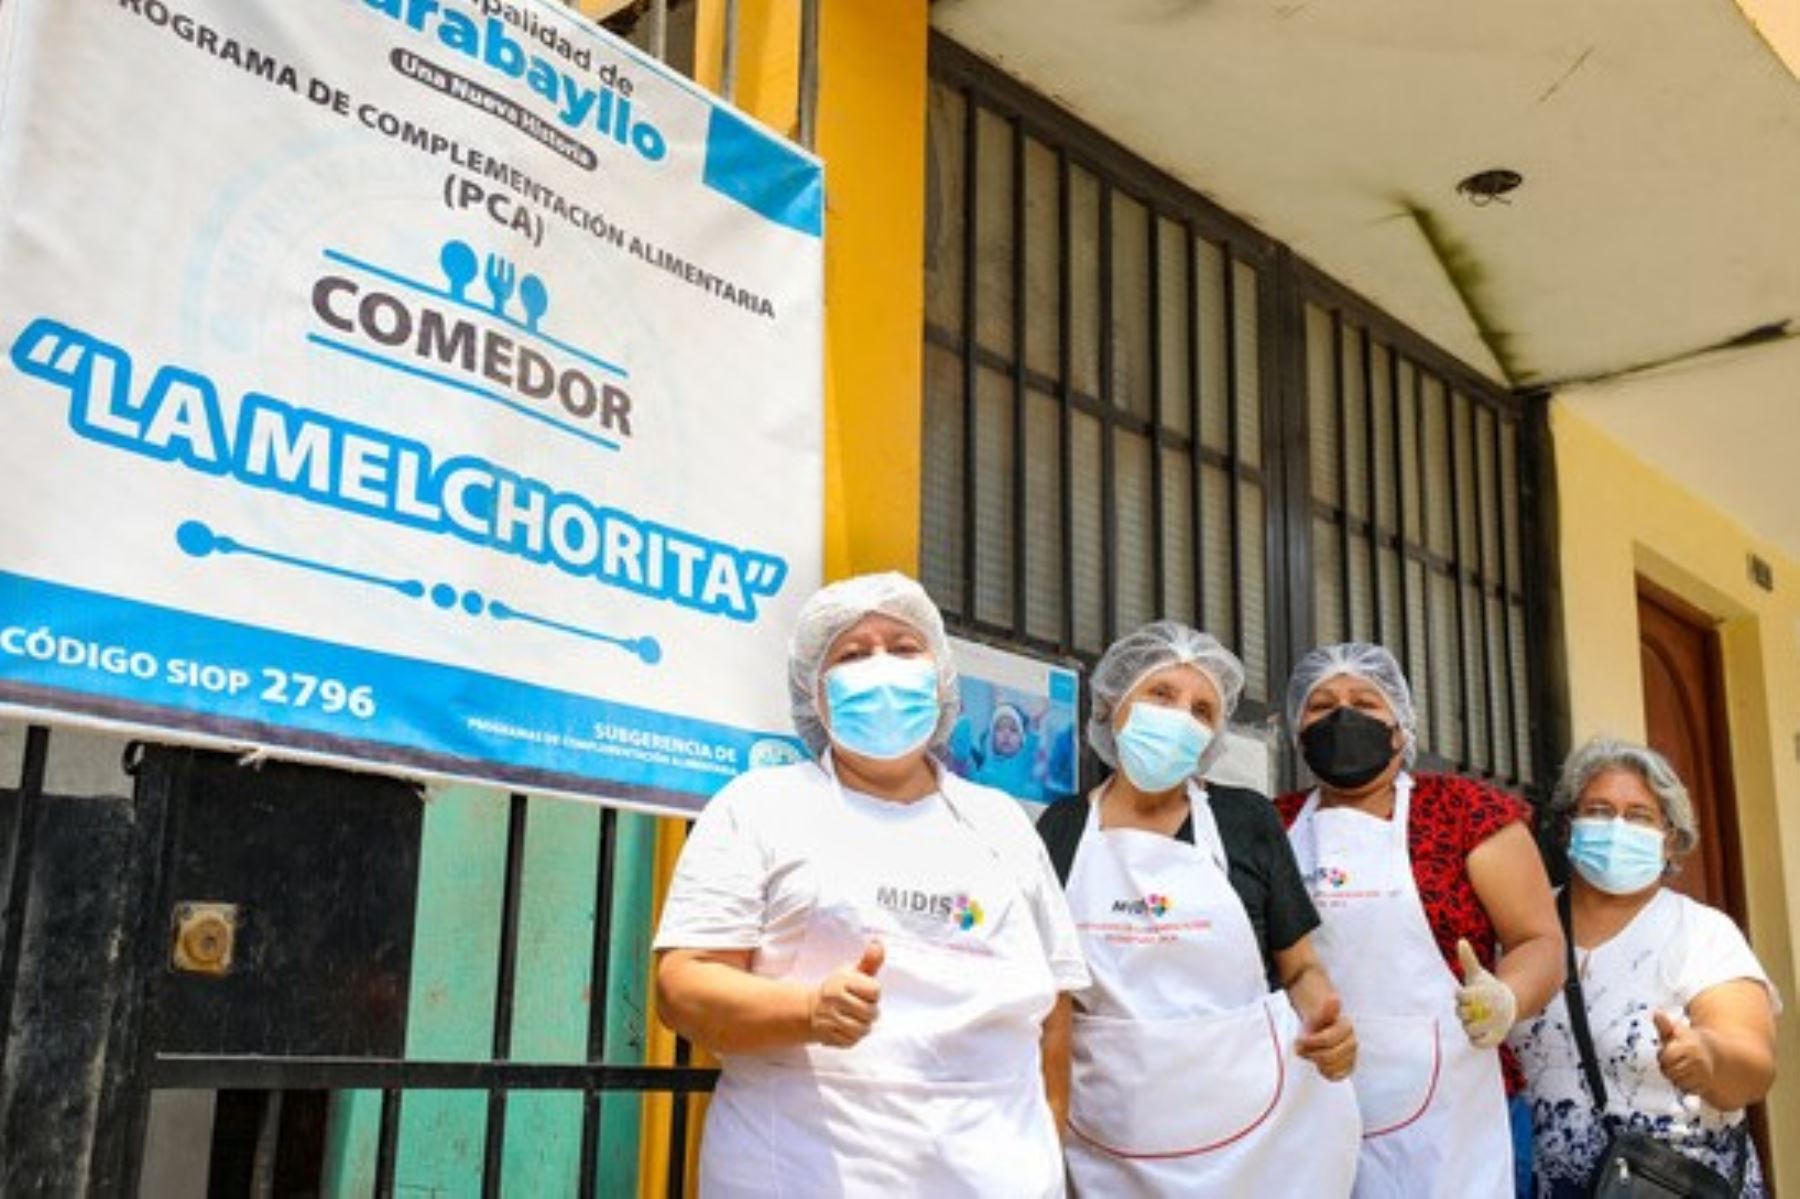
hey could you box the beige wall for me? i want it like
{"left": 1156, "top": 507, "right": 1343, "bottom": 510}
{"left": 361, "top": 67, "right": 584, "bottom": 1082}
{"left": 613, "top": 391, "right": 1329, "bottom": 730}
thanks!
{"left": 1554, "top": 402, "right": 1800, "bottom": 1185}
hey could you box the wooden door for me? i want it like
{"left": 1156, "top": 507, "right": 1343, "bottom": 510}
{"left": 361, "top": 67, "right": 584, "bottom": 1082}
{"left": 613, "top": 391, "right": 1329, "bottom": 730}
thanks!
{"left": 1636, "top": 581, "right": 1745, "bottom": 921}
{"left": 1637, "top": 580, "right": 1771, "bottom": 1190}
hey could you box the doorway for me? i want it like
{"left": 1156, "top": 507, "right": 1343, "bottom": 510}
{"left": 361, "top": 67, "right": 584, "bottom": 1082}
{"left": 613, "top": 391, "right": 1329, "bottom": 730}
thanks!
{"left": 1636, "top": 579, "right": 1746, "bottom": 918}
{"left": 1636, "top": 577, "right": 1771, "bottom": 1186}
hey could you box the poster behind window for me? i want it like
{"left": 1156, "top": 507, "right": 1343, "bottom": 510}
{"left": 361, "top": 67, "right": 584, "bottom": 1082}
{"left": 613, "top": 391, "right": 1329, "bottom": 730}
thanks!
{"left": 940, "top": 637, "right": 1080, "bottom": 808}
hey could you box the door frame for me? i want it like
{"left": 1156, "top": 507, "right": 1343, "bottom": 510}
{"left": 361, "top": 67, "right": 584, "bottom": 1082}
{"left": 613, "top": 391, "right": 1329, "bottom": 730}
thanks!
{"left": 1635, "top": 574, "right": 1750, "bottom": 928}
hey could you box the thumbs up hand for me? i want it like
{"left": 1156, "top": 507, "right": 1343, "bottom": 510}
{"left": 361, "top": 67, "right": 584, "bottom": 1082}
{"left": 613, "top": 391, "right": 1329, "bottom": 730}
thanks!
{"left": 1653, "top": 1009, "right": 1716, "bottom": 1096}
{"left": 1295, "top": 991, "right": 1358, "bottom": 1081}
{"left": 809, "top": 941, "right": 885, "bottom": 1048}
{"left": 1454, "top": 939, "right": 1518, "bottom": 1049}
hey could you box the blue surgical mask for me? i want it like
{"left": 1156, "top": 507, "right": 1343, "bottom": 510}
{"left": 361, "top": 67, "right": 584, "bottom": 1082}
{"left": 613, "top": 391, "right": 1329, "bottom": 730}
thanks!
{"left": 1568, "top": 817, "right": 1667, "bottom": 896}
{"left": 823, "top": 654, "right": 941, "bottom": 760}
{"left": 1116, "top": 703, "right": 1213, "bottom": 794}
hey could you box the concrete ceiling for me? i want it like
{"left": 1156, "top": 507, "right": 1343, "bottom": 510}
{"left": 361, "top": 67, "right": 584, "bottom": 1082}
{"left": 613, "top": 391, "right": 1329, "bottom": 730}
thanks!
{"left": 1559, "top": 336, "right": 1800, "bottom": 560}
{"left": 932, "top": 0, "right": 1800, "bottom": 559}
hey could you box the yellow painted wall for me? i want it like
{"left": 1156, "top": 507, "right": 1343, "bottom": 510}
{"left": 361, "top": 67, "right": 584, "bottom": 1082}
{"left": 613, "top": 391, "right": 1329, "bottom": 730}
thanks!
{"left": 1734, "top": 0, "right": 1800, "bottom": 79}
{"left": 639, "top": 2, "right": 930, "bottom": 1193}
{"left": 816, "top": 1, "right": 929, "bottom": 579}
{"left": 638, "top": 818, "right": 699, "bottom": 1199}
{"left": 1553, "top": 403, "right": 1800, "bottom": 1186}
{"left": 694, "top": 0, "right": 928, "bottom": 580}
{"left": 692, "top": 0, "right": 801, "bottom": 137}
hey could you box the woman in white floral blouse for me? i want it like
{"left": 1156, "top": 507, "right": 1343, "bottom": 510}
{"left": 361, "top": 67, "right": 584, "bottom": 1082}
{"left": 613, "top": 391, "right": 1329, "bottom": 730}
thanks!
{"left": 1508, "top": 738, "right": 1779, "bottom": 1197}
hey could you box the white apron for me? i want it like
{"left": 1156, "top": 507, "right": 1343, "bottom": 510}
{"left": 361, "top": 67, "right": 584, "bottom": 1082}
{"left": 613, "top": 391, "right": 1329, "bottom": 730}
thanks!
{"left": 1287, "top": 774, "right": 1512, "bottom": 1199}
{"left": 1063, "top": 782, "right": 1360, "bottom": 1197}
{"left": 697, "top": 774, "right": 1063, "bottom": 1198}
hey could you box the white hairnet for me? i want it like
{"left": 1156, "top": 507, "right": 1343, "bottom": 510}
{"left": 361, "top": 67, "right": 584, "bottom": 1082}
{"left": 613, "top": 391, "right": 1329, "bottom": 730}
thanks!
{"left": 1285, "top": 641, "right": 1418, "bottom": 765}
{"left": 787, "top": 572, "right": 959, "bottom": 757}
{"left": 1087, "top": 621, "right": 1246, "bottom": 773}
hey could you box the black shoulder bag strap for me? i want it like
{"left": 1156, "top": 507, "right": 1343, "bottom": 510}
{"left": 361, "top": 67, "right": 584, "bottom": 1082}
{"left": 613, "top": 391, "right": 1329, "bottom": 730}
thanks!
{"left": 1558, "top": 886, "right": 1611, "bottom": 1113}
{"left": 1557, "top": 887, "right": 1751, "bottom": 1194}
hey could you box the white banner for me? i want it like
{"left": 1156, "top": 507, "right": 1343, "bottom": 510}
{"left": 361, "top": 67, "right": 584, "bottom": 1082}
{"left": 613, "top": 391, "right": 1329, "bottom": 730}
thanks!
{"left": 0, "top": 0, "right": 823, "bottom": 812}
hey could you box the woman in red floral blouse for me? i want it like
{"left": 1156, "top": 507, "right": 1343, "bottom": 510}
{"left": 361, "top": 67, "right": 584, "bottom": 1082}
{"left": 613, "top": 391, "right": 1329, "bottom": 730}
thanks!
{"left": 1274, "top": 642, "right": 1563, "bottom": 1199}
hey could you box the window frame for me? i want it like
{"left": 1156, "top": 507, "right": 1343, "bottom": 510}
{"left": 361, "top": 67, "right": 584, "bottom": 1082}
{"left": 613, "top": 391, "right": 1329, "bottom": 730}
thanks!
{"left": 924, "top": 34, "right": 1558, "bottom": 796}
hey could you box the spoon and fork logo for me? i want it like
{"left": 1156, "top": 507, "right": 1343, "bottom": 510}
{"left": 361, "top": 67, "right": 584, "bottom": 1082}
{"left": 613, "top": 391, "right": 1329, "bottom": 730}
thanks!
{"left": 439, "top": 239, "right": 549, "bottom": 330}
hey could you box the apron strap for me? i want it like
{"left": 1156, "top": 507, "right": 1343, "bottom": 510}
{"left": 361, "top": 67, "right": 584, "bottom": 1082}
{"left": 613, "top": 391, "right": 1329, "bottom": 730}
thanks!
{"left": 1291, "top": 774, "right": 1414, "bottom": 872}
{"left": 1047, "top": 783, "right": 1215, "bottom": 886}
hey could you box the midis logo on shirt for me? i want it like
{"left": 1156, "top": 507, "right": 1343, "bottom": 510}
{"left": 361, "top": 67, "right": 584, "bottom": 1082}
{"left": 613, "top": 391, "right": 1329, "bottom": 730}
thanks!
{"left": 1111, "top": 892, "right": 1173, "bottom": 918}
{"left": 876, "top": 886, "right": 985, "bottom": 930}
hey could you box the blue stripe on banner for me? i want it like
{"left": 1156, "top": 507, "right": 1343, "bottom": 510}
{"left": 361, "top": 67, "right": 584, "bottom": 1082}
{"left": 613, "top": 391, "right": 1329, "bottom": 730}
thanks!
{"left": 701, "top": 106, "right": 824, "bottom": 238}
{"left": 0, "top": 571, "right": 803, "bottom": 802}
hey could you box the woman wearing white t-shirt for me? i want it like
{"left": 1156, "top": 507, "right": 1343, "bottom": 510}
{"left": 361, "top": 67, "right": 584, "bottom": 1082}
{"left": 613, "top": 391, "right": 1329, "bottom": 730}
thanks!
{"left": 1508, "top": 738, "right": 1779, "bottom": 1197}
{"left": 653, "top": 572, "right": 1090, "bottom": 1198}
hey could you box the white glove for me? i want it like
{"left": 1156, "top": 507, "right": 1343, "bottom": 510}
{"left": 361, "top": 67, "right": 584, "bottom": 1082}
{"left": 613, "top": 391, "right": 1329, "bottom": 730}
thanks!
{"left": 1455, "top": 938, "right": 1517, "bottom": 1049}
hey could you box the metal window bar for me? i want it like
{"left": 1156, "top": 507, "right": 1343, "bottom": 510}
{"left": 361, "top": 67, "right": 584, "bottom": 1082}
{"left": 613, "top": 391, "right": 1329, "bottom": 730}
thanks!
{"left": 1295, "top": 295, "right": 1530, "bottom": 782}
{"left": 646, "top": 0, "right": 668, "bottom": 64}
{"left": 1147, "top": 211, "right": 1168, "bottom": 618}
{"left": 924, "top": 39, "right": 1276, "bottom": 683}
{"left": 1222, "top": 242, "right": 1245, "bottom": 658}
{"left": 375, "top": 1089, "right": 402, "bottom": 1198}
{"left": 103, "top": 737, "right": 182, "bottom": 1197}
{"left": 0, "top": 724, "right": 47, "bottom": 1084}
{"left": 926, "top": 54, "right": 1273, "bottom": 665}
{"left": 1410, "top": 360, "right": 1438, "bottom": 754}
{"left": 667, "top": 817, "right": 696, "bottom": 1199}
{"left": 1361, "top": 326, "right": 1383, "bottom": 647}
{"left": 1010, "top": 116, "right": 1029, "bottom": 637}
{"left": 798, "top": 0, "right": 820, "bottom": 150}
{"left": 1186, "top": 226, "right": 1206, "bottom": 633}
{"left": 1470, "top": 407, "right": 1500, "bottom": 779}
{"left": 1057, "top": 148, "right": 1077, "bottom": 652}
{"left": 143, "top": 1058, "right": 720, "bottom": 1091}
{"left": 1470, "top": 400, "right": 1500, "bottom": 775}
{"left": 1097, "top": 183, "right": 1119, "bottom": 644}
{"left": 1265, "top": 249, "right": 1310, "bottom": 704}
{"left": 959, "top": 88, "right": 980, "bottom": 623}
{"left": 1236, "top": 263, "right": 1272, "bottom": 698}
{"left": 577, "top": 804, "right": 620, "bottom": 1199}
{"left": 1445, "top": 391, "right": 1476, "bottom": 772}
{"left": 482, "top": 794, "right": 529, "bottom": 1196}
{"left": 719, "top": 0, "right": 740, "bottom": 102}
{"left": 1388, "top": 350, "right": 1414, "bottom": 679}
{"left": 1332, "top": 314, "right": 1352, "bottom": 640}
{"left": 1492, "top": 412, "right": 1523, "bottom": 781}
{"left": 922, "top": 37, "right": 1538, "bottom": 757}
{"left": 1518, "top": 403, "right": 1556, "bottom": 792}
{"left": 668, "top": 1034, "right": 694, "bottom": 1199}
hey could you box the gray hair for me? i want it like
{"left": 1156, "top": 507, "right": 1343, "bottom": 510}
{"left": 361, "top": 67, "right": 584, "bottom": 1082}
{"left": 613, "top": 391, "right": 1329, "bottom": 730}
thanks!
{"left": 1549, "top": 737, "right": 1698, "bottom": 856}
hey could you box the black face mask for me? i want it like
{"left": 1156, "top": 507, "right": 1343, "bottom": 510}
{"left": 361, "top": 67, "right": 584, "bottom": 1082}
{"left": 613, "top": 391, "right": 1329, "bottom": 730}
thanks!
{"left": 1299, "top": 707, "right": 1398, "bottom": 790}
